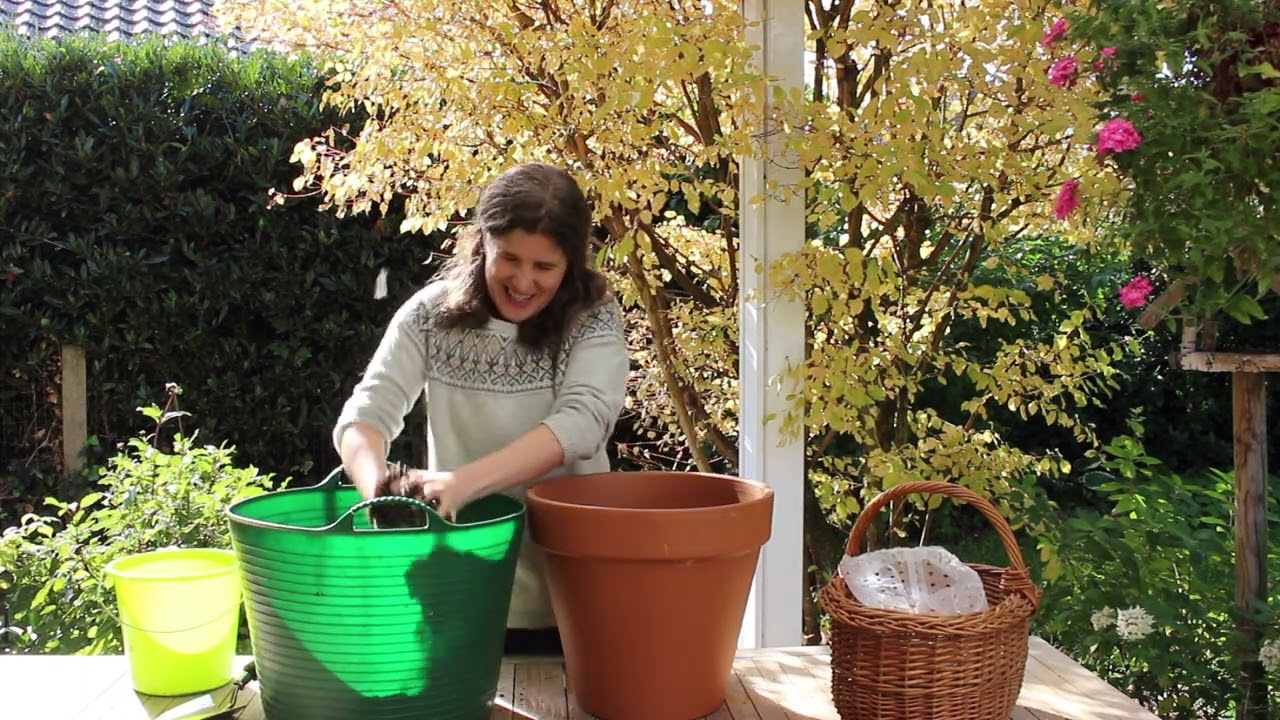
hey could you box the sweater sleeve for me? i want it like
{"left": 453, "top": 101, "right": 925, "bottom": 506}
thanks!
{"left": 331, "top": 285, "right": 436, "bottom": 453}
{"left": 541, "top": 297, "right": 630, "bottom": 463}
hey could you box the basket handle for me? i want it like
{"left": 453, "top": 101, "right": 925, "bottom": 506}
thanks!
{"left": 845, "top": 480, "right": 1029, "bottom": 576}
{"left": 335, "top": 496, "right": 448, "bottom": 532}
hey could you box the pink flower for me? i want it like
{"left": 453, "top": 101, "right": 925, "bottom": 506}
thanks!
{"left": 1096, "top": 118, "right": 1142, "bottom": 154}
{"left": 1119, "top": 276, "right": 1154, "bottom": 309}
{"left": 1048, "top": 56, "right": 1079, "bottom": 88}
{"left": 1054, "top": 178, "right": 1081, "bottom": 220}
{"left": 1130, "top": 92, "right": 1145, "bottom": 102}
{"left": 1040, "top": 18, "right": 1069, "bottom": 46}
{"left": 1095, "top": 47, "right": 1117, "bottom": 72}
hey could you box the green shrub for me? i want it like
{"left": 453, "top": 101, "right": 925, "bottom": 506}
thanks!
{"left": 0, "top": 389, "right": 274, "bottom": 654}
{"left": 1031, "top": 431, "right": 1276, "bottom": 718}
{"left": 0, "top": 33, "right": 440, "bottom": 516}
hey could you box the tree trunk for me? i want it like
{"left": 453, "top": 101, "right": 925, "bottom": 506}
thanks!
{"left": 803, "top": 472, "right": 847, "bottom": 644}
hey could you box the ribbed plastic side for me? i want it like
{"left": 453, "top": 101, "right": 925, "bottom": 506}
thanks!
{"left": 227, "top": 478, "right": 524, "bottom": 720}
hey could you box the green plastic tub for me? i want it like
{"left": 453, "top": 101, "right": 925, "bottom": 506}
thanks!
{"left": 226, "top": 467, "right": 524, "bottom": 720}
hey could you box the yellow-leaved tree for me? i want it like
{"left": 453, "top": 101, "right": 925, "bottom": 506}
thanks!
{"left": 771, "top": 0, "right": 1132, "bottom": 591}
{"left": 218, "top": 0, "right": 757, "bottom": 475}
{"left": 217, "top": 0, "right": 1130, "bottom": 635}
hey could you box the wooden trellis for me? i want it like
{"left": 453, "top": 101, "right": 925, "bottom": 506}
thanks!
{"left": 1139, "top": 282, "right": 1275, "bottom": 720}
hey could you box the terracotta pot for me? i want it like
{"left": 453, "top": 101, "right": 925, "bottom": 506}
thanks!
{"left": 525, "top": 471, "right": 774, "bottom": 720}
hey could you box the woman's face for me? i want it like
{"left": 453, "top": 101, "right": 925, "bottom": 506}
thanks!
{"left": 484, "top": 229, "right": 568, "bottom": 324}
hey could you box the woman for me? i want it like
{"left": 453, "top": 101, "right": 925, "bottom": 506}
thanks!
{"left": 332, "top": 162, "right": 630, "bottom": 654}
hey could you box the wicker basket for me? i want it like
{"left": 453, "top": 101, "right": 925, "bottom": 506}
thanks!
{"left": 818, "top": 481, "right": 1042, "bottom": 720}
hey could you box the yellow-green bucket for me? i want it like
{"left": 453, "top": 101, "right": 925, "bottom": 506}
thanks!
{"left": 103, "top": 547, "right": 242, "bottom": 696}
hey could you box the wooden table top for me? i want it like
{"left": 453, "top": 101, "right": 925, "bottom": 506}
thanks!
{"left": 2, "top": 637, "right": 1161, "bottom": 719}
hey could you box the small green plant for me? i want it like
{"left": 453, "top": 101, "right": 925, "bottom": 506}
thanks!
{"left": 1032, "top": 428, "right": 1269, "bottom": 718}
{"left": 0, "top": 386, "right": 274, "bottom": 654}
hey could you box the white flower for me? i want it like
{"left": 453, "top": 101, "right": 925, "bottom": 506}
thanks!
{"left": 1115, "top": 606, "right": 1156, "bottom": 641}
{"left": 1260, "top": 639, "right": 1280, "bottom": 675}
{"left": 374, "top": 268, "right": 389, "bottom": 300}
{"left": 1091, "top": 607, "right": 1117, "bottom": 631}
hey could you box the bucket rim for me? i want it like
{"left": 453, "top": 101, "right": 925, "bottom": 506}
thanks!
{"left": 225, "top": 467, "right": 526, "bottom": 534}
{"left": 103, "top": 547, "right": 239, "bottom": 581}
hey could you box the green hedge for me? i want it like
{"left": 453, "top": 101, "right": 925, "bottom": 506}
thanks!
{"left": 0, "top": 33, "right": 442, "bottom": 513}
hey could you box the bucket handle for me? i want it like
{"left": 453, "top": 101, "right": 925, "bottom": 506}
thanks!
{"left": 83, "top": 556, "right": 243, "bottom": 635}
{"left": 335, "top": 496, "right": 449, "bottom": 532}
{"left": 317, "top": 465, "right": 348, "bottom": 489}
{"left": 103, "top": 600, "right": 242, "bottom": 635}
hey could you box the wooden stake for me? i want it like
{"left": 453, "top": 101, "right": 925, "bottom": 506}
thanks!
{"left": 60, "top": 344, "right": 87, "bottom": 472}
{"left": 1232, "top": 371, "right": 1269, "bottom": 720}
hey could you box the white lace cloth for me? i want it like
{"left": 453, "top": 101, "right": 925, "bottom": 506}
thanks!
{"left": 839, "top": 545, "right": 989, "bottom": 615}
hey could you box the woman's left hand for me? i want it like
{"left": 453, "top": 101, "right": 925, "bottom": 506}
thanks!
{"left": 397, "top": 468, "right": 481, "bottom": 521}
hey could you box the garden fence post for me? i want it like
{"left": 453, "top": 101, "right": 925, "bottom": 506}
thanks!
{"left": 61, "top": 344, "right": 87, "bottom": 472}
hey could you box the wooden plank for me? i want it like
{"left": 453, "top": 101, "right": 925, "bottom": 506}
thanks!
{"left": 239, "top": 686, "right": 266, "bottom": 720}
{"left": 514, "top": 659, "right": 570, "bottom": 719}
{"left": 704, "top": 699, "right": 735, "bottom": 720}
{"left": 1233, "top": 371, "right": 1270, "bottom": 718}
{"left": 11, "top": 640, "right": 1170, "bottom": 720}
{"left": 60, "top": 343, "right": 87, "bottom": 471}
{"left": 493, "top": 660, "right": 515, "bottom": 718}
{"left": 76, "top": 671, "right": 241, "bottom": 719}
{"left": 723, "top": 664, "right": 764, "bottom": 720}
{"left": 1024, "top": 637, "right": 1160, "bottom": 719}
{"left": 1020, "top": 646, "right": 1099, "bottom": 719}
{"left": 735, "top": 645, "right": 829, "bottom": 658}
{"left": 74, "top": 662, "right": 149, "bottom": 719}
{"left": 1174, "top": 352, "right": 1280, "bottom": 372}
{"left": 491, "top": 658, "right": 516, "bottom": 720}
{"left": 1136, "top": 278, "right": 1188, "bottom": 330}
{"left": 1012, "top": 705, "right": 1069, "bottom": 720}
{"left": 2, "top": 655, "right": 127, "bottom": 719}
{"left": 766, "top": 650, "right": 838, "bottom": 720}
{"left": 735, "top": 657, "right": 794, "bottom": 720}
{"left": 561, "top": 664, "right": 593, "bottom": 720}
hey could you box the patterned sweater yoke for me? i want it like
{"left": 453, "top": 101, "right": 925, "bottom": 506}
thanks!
{"left": 332, "top": 280, "right": 631, "bottom": 629}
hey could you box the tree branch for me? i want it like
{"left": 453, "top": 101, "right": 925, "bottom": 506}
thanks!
{"left": 638, "top": 221, "right": 723, "bottom": 308}
{"left": 592, "top": 0, "right": 617, "bottom": 29}
{"left": 619, "top": 222, "right": 713, "bottom": 473}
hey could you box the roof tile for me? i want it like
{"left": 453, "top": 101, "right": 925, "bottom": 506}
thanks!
{"left": 1, "top": 0, "right": 226, "bottom": 42}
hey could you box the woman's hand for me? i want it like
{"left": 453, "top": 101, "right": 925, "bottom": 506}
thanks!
{"left": 397, "top": 468, "right": 482, "bottom": 521}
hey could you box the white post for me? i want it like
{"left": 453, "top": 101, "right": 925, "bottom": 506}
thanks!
{"left": 738, "top": 0, "right": 806, "bottom": 650}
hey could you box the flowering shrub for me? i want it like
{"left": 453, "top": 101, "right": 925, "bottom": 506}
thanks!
{"left": 1090, "top": 605, "right": 1158, "bottom": 641}
{"left": 1033, "top": 433, "right": 1259, "bottom": 717}
{"left": 1261, "top": 639, "right": 1280, "bottom": 676}
{"left": 1040, "top": 0, "right": 1280, "bottom": 327}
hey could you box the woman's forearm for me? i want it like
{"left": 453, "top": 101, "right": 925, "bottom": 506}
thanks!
{"left": 338, "top": 422, "right": 389, "bottom": 499}
{"left": 459, "top": 423, "right": 565, "bottom": 497}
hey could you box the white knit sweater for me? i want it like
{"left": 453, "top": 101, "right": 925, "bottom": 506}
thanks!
{"left": 333, "top": 280, "right": 630, "bottom": 628}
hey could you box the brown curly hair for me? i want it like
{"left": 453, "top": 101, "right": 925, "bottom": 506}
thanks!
{"left": 432, "top": 163, "right": 609, "bottom": 350}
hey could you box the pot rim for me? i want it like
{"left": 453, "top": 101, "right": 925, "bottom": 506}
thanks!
{"left": 524, "top": 470, "right": 774, "bottom": 515}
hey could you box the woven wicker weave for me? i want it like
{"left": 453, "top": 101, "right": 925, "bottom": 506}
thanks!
{"left": 818, "top": 481, "right": 1042, "bottom": 720}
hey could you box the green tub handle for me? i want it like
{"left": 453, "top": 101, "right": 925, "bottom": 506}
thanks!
{"left": 336, "top": 495, "right": 450, "bottom": 532}
{"left": 316, "top": 465, "right": 349, "bottom": 489}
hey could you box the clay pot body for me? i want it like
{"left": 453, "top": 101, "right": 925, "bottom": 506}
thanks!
{"left": 525, "top": 471, "right": 774, "bottom": 720}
